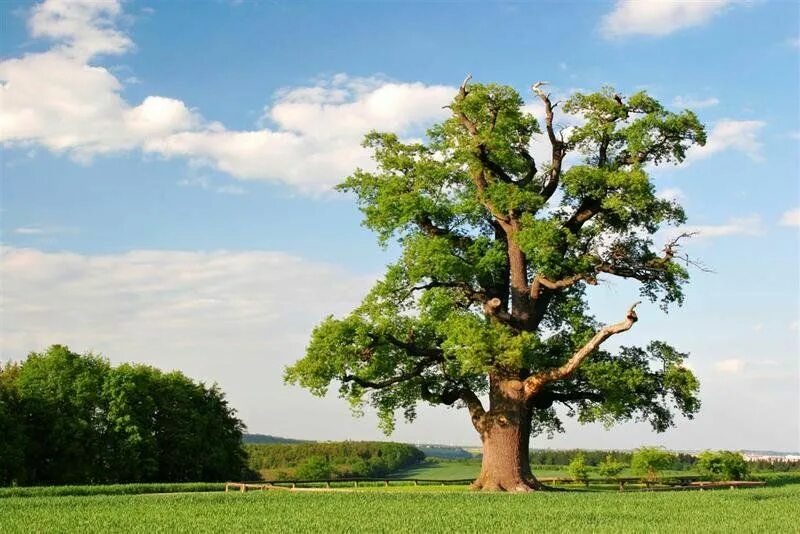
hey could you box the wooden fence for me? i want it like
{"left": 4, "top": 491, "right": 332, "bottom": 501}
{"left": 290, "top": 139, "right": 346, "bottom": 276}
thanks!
{"left": 224, "top": 475, "right": 764, "bottom": 493}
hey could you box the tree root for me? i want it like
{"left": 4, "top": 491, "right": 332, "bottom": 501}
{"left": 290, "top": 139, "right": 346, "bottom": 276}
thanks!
{"left": 471, "top": 475, "right": 545, "bottom": 493}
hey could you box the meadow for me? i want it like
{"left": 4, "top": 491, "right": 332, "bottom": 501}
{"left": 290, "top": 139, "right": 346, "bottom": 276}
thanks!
{"left": 1, "top": 480, "right": 798, "bottom": 533}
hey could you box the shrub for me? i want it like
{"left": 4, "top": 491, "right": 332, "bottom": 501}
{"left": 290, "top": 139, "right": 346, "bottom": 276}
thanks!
{"left": 630, "top": 447, "right": 676, "bottom": 483}
{"left": 696, "top": 451, "right": 748, "bottom": 481}
{"left": 568, "top": 453, "right": 589, "bottom": 486}
{"left": 294, "top": 456, "right": 333, "bottom": 480}
{"left": 598, "top": 454, "right": 625, "bottom": 478}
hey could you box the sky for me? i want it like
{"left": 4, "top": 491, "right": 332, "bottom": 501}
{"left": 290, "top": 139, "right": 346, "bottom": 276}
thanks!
{"left": 1, "top": 0, "right": 798, "bottom": 452}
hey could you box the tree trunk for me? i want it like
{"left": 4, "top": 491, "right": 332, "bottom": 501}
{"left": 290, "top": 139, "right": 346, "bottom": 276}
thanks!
{"left": 471, "top": 376, "right": 542, "bottom": 492}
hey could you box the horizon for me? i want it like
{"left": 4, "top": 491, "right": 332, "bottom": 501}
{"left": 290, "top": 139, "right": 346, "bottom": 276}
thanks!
{"left": 1, "top": 0, "right": 799, "bottom": 453}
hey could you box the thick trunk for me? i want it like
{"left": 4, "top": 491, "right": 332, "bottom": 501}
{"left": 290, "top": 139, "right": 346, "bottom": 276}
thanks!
{"left": 471, "top": 376, "right": 542, "bottom": 492}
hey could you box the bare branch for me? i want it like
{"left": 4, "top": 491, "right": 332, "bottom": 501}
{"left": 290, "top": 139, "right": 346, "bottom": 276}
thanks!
{"left": 532, "top": 81, "right": 566, "bottom": 200}
{"left": 524, "top": 302, "right": 641, "bottom": 398}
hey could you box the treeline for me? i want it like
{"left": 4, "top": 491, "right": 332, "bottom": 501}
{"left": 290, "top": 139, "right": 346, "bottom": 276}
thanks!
{"left": 245, "top": 442, "right": 425, "bottom": 480}
{"left": 530, "top": 449, "right": 696, "bottom": 469}
{"left": 746, "top": 459, "right": 800, "bottom": 472}
{"left": 0, "top": 345, "right": 248, "bottom": 486}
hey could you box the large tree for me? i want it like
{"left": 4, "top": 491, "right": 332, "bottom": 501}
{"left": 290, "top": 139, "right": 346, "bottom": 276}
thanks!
{"left": 286, "top": 78, "right": 704, "bottom": 492}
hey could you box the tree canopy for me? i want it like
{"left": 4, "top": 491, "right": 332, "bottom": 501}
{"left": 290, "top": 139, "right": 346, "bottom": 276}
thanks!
{"left": 0, "top": 345, "right": 247, "bottom": 486}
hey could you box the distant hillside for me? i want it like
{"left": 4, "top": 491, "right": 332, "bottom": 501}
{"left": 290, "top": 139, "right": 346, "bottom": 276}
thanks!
{"left": 245, "top": 441, "right": 425, "bottom": 480}
{"left": 415, "top": 445, "right": 474, "bottom": 459}
{"left": 243, "top": 434, "right": 308, "bottom": 445}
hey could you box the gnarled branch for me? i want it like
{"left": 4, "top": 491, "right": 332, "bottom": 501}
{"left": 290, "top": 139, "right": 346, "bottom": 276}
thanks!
{"left": 530, "top": 272, "right": 597, "bottom": 299}
{"left": 524, "top": 301, "right": 641, "bottom": 398}
{"left": 532, "top": 81, "right": 566, "bottom": 200}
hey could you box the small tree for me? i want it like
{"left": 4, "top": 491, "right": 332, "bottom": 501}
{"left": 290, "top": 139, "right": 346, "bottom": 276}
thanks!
{"left": 295, "top": 456, "right": 333, "bottom": 480}
{"left": 696, "top": 450, "right": 748, "bottom": 481}
{"left": 598, "top": 454, "right": 625, "bottom": 479}
{"left": 631, "top": 446, "right": 675, "bottom": 484}
{"left": 568, "top": 453, "right": 590, "bottom": 487}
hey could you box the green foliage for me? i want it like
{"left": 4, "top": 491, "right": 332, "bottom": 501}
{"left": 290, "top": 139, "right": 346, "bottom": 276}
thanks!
{"left": 696, "top": 451, "right": 749, "bottom": 481}
{"left": 598, "top": 454, "right": 625, "bottom": 478}
{"left": 567, "top": 453, "right": 589, "bottom": 485}
{"left": 244, "top": 441, "right": 425, "bottom": 480}
{"left": 1, "top": 345, "right": 247, "bottom": 486}
{"left": 294, "top": 456, "right": 334, "bottom": 480}
{"left": 286, "top": 79, "right": 704, "bottom": 439}
{"left": 631, "top": 447, "right": 677, "bottom": 482}
{"left": 0, "top": 362, "right": 27, "bottom": 485}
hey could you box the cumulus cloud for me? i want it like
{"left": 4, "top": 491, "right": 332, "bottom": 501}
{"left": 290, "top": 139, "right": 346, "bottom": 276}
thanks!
{"left": 779, "top": 208, "right": 800, "bottom": 227}
{"left": 601, "top": 0, "right": 738, "bottom": 38}
{"left": 656, "top": 187, "right": 685, "bottom": 203}
{"left": 686, "top": 120, "right": 766, "bottom": 163}
{"left": 29, "top": 0, "right": 133, "bottom": 59}
{"left": 0, "top": 0, "right": 454, "bottom": 192}
{"left": 145, "top": 76, "right": 453, "bottom": 192}
{"left": 0, "top": 245, "right": 377, "bottom": 436}
{"left": 677, "top": 215, "right": 764, "bottom": 239}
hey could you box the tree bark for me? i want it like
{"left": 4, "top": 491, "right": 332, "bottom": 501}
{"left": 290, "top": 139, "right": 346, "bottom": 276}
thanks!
{"left": 471, "top": 376, "right": 542, "bottom": 492}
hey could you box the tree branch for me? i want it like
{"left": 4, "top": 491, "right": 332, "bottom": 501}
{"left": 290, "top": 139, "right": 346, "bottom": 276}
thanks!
{"left": 524, "top": 301, "right": 641, "bottom": 398}
{"left": 530, "top": 272, "right": 597, "bottom": 299}
{"left": 532, "top": 82, "right": 566, "bottom": 200}
{"left": 420, "top": 384, "right": 486, "bottom": 429}
{"left": 343, "top": 358, "right": 433, "bottom": 390}
{"left": 564, "top": 197, "right": 602, "bottom": 235}
{"left": 366, "top": 332, "right": 444, "bottom": 360}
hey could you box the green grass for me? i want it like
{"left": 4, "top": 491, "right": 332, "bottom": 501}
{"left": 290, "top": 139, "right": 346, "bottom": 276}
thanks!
{"left": 1, "top": 483, "right": 797, "bottom": 533}
{"left": 0, "top": 482, "right": 225, "bottom": 499}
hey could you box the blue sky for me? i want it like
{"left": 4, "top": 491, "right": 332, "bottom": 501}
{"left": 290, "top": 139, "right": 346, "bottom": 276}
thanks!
{"left": 1, "top": 0, "right": 798, "bottom": 451}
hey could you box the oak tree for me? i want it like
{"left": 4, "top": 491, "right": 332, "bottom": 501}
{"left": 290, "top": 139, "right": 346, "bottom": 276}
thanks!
{"left": 286, "top": 77, "right": 703, "bottom": 491}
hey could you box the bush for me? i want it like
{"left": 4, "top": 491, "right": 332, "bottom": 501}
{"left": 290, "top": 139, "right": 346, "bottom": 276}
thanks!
{"left": 568, "top": 453, "right": 589, "bottom": 486}
{"left": 598, "top": 454, "right": 625, "bottom": 478}
{"left": 696, "top": 451, "right": 748, "bottom": 481}
{"left": 294, "top": 456, "right": 333, "bottom": 480}
{"left": 630, "top": 447, "right": 676, "bottom": 483}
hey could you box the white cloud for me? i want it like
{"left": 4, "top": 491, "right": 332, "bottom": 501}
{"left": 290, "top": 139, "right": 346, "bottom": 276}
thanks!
{"left": 677, "top": 215, "right": 764, "bottom": 239}
{"left": 12, "top": 225, "right": 75, "bottom": 236}
{"left": 672, "top": 95, "right": 720, "bottom": 109}
{"left": 13, "top": 227, "right": 46, "bottom": 235}
{"left": 686, "top": 120, "right": 766, "bottom": 163}
{"left": 779, "top": 208, "right": 800, "bottom": 227}
{"left": 601, "top": 0, "right": 738, "bottom": 38}
{"left": 145, "top": 77, "right": 453, "bottom": 192}
{"left": 656, "top": 187, "right": 685, "bottom": 202}
{"left": 29, "top": 0, "right": 133, "bottom": 59}
{"left": 0, "top": 245, "right": 377, "bottom": 436}
{"left": 0, "top": 0, "right": 454, "bottom": 193}
{"left": 714, "top": 358, "right": 745, "bottom": 374}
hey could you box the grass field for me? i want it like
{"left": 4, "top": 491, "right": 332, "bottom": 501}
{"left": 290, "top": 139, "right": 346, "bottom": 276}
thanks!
{"left": 2, "top": 476, "right": 798, "bottom": 533}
